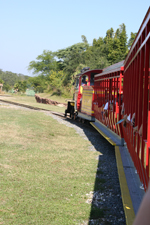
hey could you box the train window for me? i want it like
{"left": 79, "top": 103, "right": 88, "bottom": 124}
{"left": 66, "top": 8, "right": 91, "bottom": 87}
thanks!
{"left": 82, "top": 75, "right": 88, "bottom": 86}
{"left": 90, "top": 73, "right": 95, "bottom": 85}
{"left": 90, "top": 72, "right": 98, "bottom": 85}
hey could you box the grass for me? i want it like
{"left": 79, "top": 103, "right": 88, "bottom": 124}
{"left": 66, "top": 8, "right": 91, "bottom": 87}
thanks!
{"left": 0, "top": 94, "right": 67, "bottom": 113}
{"left": 0, "top": 106, "right": 101, "bottom": 225}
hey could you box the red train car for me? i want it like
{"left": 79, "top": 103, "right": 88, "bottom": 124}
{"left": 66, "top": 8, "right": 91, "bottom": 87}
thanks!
{"left": 93, "top": 61, "right": 124, "bottom": 139}
{"left": 65, "top": 7, "right": 150, "bottom": 189}
{"left": 122, "top": 7, "right": 150, "bottom": 189}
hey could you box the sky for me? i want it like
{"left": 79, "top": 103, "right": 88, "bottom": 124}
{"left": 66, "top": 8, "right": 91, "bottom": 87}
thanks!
{"left": 0, "top": 0, "right": 149, "bottom": 77}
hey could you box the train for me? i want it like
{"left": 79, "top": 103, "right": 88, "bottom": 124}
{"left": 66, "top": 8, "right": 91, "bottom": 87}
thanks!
{"left": 65, "top": 7, "right": 150, "bottom": 190}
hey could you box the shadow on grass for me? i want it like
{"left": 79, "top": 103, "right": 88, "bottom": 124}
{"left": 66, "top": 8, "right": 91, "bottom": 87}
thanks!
{"left": 63, "top": 117, "right": 125, "bottom": 225}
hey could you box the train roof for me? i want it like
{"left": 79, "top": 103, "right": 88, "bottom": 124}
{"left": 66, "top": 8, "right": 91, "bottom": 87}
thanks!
{"left": 75, "top": 69, "right": 102, "bottom": 78}
{"left": 95, "top": 61, "right": 124, "bottom": 78}
{"left": 75, "top": 73, "right": 82, "bottom": 78}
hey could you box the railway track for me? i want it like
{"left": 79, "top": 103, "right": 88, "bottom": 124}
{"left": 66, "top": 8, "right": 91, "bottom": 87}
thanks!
{"left": 0, "top": 98, "right": 65, "bottom": 118}
{"left": 0, "top": 98, "right": 88, "bottom": 125}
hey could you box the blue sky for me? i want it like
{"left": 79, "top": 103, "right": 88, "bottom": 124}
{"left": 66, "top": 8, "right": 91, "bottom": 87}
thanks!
{"left": 0, "top": 0, "right": 149, "bottom": 76}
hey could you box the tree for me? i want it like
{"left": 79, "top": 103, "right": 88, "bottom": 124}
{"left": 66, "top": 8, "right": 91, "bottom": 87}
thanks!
{"left": 0, "top": 78, "right": 4, "bottom": 84}
{"left": 27, "top": 23, "right": 134, "bottom": 90}
{"left": 102, "top": 24, "right": 128, "bottom": 64}
{"left": 47, "top": 70, "right": 65, "bottom": 94}
{"left": 28, "top": 75, "right": 47, "bottom": 93}
{"left": 93, "top": 37, "right": 104, "bottom": 48}
{"left": 14, "top": 80, "right": 27, "bottom": 93}
{"left": 81, "top": 35, "right": 88, "bottom": 44}
{"left": 55, "top": 41, "right": 89, "bottom": 84}
{"left": 0, "top": 70, "right": 29, "bottom": 87}
{"left": 128, "top": 32, "right": 137, "bottom": 49}
{"left": 119, "top": 23, "right": 128, "bottom": 59}
{"left": 106, "top": 28, "right": 114, "bottom": 38}
{"left": 104, "top": 28, "right": 114, "bottom": 64}
{"left": 28, "top": 50, "right": 58, "bottom": 75}
{"left": 56, "top": 42, "right": 89, "bottom": 71}
{"left": 3, "top": 83, "right": 11, "bottom": 92}
{"left": 81, "top": 45, "right": 109, "bottom": 69}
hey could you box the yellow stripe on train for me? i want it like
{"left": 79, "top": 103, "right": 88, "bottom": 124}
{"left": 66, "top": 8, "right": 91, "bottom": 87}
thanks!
{"left": 81, "top": 108, "right": 94, "bottom": 114}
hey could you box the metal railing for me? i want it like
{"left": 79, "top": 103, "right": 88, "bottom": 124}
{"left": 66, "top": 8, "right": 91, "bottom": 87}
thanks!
{"left": 123, "top": 7, "right": 150, "bottom": 189}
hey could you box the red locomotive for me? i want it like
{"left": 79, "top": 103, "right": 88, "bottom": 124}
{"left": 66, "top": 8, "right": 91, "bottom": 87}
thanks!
{"left": 65, "top": 7, "right": 150, "bottom": 189}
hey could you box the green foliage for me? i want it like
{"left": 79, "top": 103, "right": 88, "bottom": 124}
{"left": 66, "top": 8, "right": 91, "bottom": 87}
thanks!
{"left": 55, "top": 42, "right": 89, "bottom": 76}
{"left": 73, "top": 64, "right": 87, "bottom": 77}
{"left": 81, "top": 35, "right": 88, "bottom": 43}
{"left": 14, "top": 80, "right": 27, "bottom": 93}
{"left": 0, "top": 78, "right": 4, "bottom": 84}
{"left": 1, "top": 23, "right": 135, "bottom": 96}
{"left": 128, "top": 32, "right": 137, "bottom": 48}
{"left": 81, "top": 23, "right": 128, "bottom": 68}
{"left": 81, "top": 45, "right": 109, "bottom": 69}
{"left": 27, "top": 23, "right": 135, "bottom": 95}
{"left": 0, "top": 69, "right": 29, "bottom": 92}
{"left": 3, "top": 83, "right": 11, "bottom": 92}
{"left": 93, "top": 37, "right": 104, "bottom": 48}
{"left": 103, "top": 24, "right": 128, "bottom": 64}
{"left": 48, "top": 70, "right": 65, "bottom": 95}
{"left": 28, "top": 50, "right": 58, "bottom": 75}
{"left": 119, "top": 23, "right": 128, "bottom": 59}
{"left": 28, "top": 75, "right": 47, "bottom": 93}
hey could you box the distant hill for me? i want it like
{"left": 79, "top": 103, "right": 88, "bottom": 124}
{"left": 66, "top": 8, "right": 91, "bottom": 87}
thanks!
{"left": 0, "top": 69, "right": 30, "bottom": 87}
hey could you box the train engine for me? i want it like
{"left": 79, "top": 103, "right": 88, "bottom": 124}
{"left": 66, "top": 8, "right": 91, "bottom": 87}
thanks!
{"left": 65, "top": 67, "right": 102, "bottom": 121}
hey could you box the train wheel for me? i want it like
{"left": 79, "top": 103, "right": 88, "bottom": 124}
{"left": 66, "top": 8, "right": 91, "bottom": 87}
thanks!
{"left": 74, "top": 112, "right": 78, "bottom": 120}
{"left": 71, "top": 113, "right": 74, "bottom": 120}
{"left": 74, "top": 114, "right": 76, "bottom": 120}
{"left": 65, "top": 110, "right": 67, "bottom": 117}
{"left": 70, "top": 107, "right": 74, "bottom": 119}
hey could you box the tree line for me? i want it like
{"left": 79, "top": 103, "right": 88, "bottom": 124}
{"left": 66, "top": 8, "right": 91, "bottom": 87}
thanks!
{"left": 1, "top": 24, "right": 136, "bottom": 96}
{"left": 0, "top": 69, "right": 29, "bottom": 92}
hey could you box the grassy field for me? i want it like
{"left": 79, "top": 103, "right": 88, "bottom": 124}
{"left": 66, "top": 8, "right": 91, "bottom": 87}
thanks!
{"left": 0, "top": 94, "right": 67, "bottom": 113}
{"left": 0, "top": 105, "right": 101, "bottom": 224}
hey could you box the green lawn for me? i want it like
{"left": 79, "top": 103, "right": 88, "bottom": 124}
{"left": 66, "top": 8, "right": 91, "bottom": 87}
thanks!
{"left": 0, "top": 106, "right": 100, "bottom": 224}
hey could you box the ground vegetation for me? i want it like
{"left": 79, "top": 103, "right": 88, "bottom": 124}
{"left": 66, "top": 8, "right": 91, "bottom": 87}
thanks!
{"left": 0, "top": 100, "right": 126, "bottom": 224}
